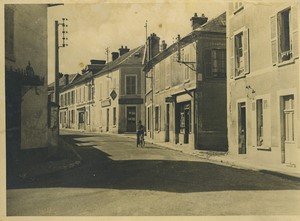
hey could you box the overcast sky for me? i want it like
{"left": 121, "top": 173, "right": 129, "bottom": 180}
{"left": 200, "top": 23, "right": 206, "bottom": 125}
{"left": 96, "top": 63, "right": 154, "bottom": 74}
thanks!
{"left": 47, "top": 1, "right": 227, "bottom": 84}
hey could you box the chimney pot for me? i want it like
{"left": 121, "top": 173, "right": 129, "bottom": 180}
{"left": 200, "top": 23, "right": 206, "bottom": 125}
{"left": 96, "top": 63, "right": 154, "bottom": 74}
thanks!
{"left": 191, "top": 12, "right": 208, "bottom": 30}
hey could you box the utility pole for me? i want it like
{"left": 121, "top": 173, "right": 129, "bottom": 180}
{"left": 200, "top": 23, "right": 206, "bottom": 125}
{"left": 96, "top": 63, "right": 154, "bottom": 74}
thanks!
{"left": 54, "top": 18, "right": 68, "bottom": 134}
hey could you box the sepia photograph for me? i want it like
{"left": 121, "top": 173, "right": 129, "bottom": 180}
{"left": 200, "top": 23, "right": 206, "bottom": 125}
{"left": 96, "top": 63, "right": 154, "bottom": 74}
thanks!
{"left": 1, "top": 0, "right": 300, "bottom": 219}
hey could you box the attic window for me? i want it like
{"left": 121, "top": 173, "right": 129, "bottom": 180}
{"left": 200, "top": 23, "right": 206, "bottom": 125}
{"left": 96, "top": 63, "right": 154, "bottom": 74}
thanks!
{"left": 134, "top": 53, "right": 141, "bottom": 57}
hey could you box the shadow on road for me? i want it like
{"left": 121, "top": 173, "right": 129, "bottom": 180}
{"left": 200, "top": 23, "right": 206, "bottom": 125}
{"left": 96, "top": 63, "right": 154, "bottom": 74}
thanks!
{"left": 7, "top": 133, "right": 300, "bottom": 193}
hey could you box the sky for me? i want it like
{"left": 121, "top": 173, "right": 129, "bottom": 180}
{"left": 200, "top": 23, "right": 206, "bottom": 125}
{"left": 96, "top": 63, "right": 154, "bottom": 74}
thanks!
{"left": 47, "top": 1, "right": 228, "bottom": 84}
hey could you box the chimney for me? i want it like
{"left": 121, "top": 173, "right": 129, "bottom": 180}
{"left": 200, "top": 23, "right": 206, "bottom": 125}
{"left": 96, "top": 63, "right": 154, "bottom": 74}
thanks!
{"left": 111, "top": 52, "right": 119, "bottom": 61}
{"left": 64, "top": 74, "right": 69, "bottom": 85}
{"left": 160, "top": 40, "right": 167, "bottom": 51}
{"left": 119, "top": 46, "right": 130, "bottom": 56}
{"left": 147, "top": 33, "right": 160, "bottom": 60}
{"left": 190, "top": 13, "right": 208, "bottom": 30}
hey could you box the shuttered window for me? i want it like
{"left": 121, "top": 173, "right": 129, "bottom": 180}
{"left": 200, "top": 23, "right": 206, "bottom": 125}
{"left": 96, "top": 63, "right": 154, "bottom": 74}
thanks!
{"left": 232, "top": 27, "right": 249, "bottom": 78}
{"left": 271, "top": 6, "right": 298, "bottom": 64}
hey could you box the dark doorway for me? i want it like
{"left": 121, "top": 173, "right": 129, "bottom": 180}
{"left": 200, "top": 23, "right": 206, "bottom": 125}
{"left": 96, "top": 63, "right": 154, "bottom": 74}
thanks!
{"left": 165, "top": 104, "right": 170, "bottom": 142}
{"left": 127, "top": 106, "right": 136, "bottom": 132}
{"left": 106, "top": 108, "right": 109, "bottom": 132}
{"left": 238, "top": 102, "right": 246, "bottom": 154}
{"left": 184, "top": 104, "right": 190, "bottom": 144}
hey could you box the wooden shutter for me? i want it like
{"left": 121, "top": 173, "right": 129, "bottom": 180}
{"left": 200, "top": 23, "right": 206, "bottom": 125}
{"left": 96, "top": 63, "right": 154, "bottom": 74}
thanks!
{"left": 291, "top": 6, "right": 299, "bottom": 59}
{"left": 243, "top": 28, "right": 250, "bottom": 74}
{"left": 230, "top": 37, "right": 235, "bottom": 79}
{"left": 270, "top": 15, "right": 278, "bottom": 65}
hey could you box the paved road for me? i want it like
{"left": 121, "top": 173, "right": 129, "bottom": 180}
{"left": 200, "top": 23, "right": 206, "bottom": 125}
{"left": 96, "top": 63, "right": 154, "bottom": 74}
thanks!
{"left": 7, "top": 131, "right": 300, "bottom": 216}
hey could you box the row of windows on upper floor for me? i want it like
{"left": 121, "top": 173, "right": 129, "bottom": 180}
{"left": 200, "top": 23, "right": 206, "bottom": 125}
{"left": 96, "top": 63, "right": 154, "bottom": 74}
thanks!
{"left": 59, "top": 74, "right": 139, "bottom": 107}
{"left": 231, "top": 6, "right": 299, "bottom": 79}
{"left": 149, "top": 49, "right": 226, "bottom": 93}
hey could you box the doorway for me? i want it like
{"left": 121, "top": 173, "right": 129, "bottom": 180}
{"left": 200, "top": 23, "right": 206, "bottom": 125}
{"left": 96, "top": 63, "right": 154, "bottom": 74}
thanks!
{"left": 127, "top": 106, "right": 136, "bottom": 132}
{"left": 281, "top": 95, "right": 295, "bottom": 164}
{"left": 165, "top": 103, "right": 170, "bottom": 142}
{"left": 106, "top": 108, "right": 109, "bottom": 132}
{"left": 238, "top": 102, "right": 246, "bottom": 154}
{"left": 184, "top": 104, "right": 190, "bottom": 144}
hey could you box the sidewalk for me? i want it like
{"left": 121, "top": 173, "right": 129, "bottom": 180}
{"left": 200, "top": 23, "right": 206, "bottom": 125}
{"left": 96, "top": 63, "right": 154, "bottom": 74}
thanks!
{"left": 114, "top": 133, "right": 300, "bottom": 179}
{"left": 7, "top": 137, "right": 82, "bottom": 186}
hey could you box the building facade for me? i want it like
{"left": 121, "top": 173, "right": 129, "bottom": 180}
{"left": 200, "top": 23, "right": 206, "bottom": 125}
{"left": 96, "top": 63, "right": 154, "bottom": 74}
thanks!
{"left": 58, "top": 60, "right": 105, "bottom": 131}
{"left": 227, "top": 2, "right": 299, "bottom": 167}
{"left": 58, "top": 46, "right": 145, "bottom": 134}
{"left": 144, "top": 12, "right": 228, "bottom": 150}
{"left": 5, "top": 4, "right": 51, "bottom": 154}
{"left": 93, "top": 46, "right": 146, "bottom": 134}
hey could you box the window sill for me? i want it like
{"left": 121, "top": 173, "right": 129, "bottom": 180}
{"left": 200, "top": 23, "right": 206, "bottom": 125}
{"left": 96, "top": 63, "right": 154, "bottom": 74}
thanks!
{"left": 277, "top": 59, "right": 296, "bottom": 67}
{"left": 285, "top": 141, "right": 295, "bottom": 144}
{"left": 233, "top": 6, "right": 244, "bottom": 15}
{"left": 257, "top": 146, "right": 271, "bottom": 151}
{"left": 234, "top": 74, "right": 246, "bottom": 80}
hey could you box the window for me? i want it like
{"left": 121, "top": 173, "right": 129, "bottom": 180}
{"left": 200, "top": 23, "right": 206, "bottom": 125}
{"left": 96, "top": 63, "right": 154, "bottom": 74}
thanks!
{"left": 271, "top": 7, "right": 298, "bottom": 64}
{"left": 212, "top": 49, "right": 226, "bottom": 77}
{"left": 5, "top": 7, "right": 14, "bottom": 60}
{"left": 71, "top": 110, "right": 75, "bottom": 124}
{"left": 91, "top": 86, "right": 95, "bottom": 100}
{"left": 233, "top": 2, "right": 243, "bottom": 13}
{"left": 68, "top": 92, "right": 70, "bottom": 105}
{"left": 235, "top": 33, "right": 244, "bottom": 74}
{"left": 256, "top": 99, "right": 264, "bottom": 146}
{"left": 79, "top": 112, "right": 84, "bottom": 123}
{"left": 71, "top": 91, "right": 75, "bottom": 104}
{"left": 76, "top": 89, "right": 79, "bottom": 103}
{"left": 165, "top": 59, "right": 171, "bottom": 88}
{"left": 126, "top": 75, "right": 136, "bottom": 95}
{"left": 232, "top": 28, "right": 249, "bottom": 78}
{"left": 155, "top": 67, "right": 160, "bottom": 92}
{"left": 184, "top": 54, "right": 190, "bottom": 80}
{"left": 113, "top": 107, "right": 116, "bottom": 126}
{"left": 279, "top": 9, "right": 291, "bottom": 62}
{"left": 60, "top": 94, "right": 63, "bottom": 106}
{"left": 155, "top": 106, "right": 160, "bottom": 131}
{"left": 205, "top": 49, "right": 226, "bottom": 78}
{"left": 283, "top": 95, "right": 294, "bottom": 142}
{"left": 64, "top": 93, "right": 67, "bottom": 106}
{"left": 179, "top": 103, "right": 191, "bottom": 133}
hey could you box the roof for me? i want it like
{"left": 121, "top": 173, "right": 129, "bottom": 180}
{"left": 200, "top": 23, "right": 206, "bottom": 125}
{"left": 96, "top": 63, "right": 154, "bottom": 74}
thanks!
{"left": 143, "top": 12, "right": 226, "bottom": 72}
{"left": 59, "top": 45, "right": 145, "bottom": 92}
{"left": 195, "top": 11, "right": 226, "bottom": 33}
{"left": 94, "top": 45, "right": 145, "bottom": 77}
{"left": 48, "top": 73, "right": 80, "bottom": 90}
